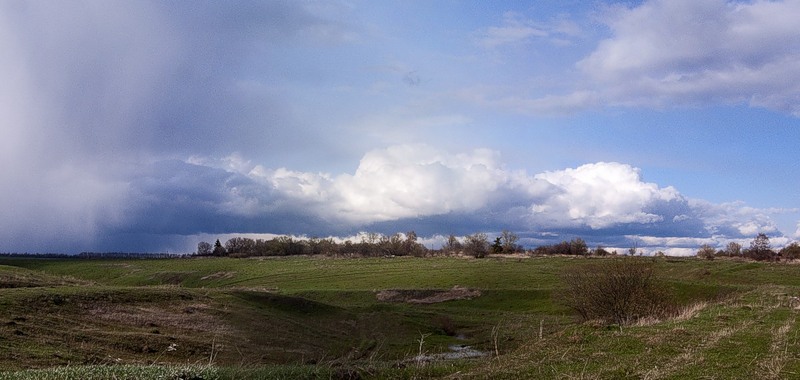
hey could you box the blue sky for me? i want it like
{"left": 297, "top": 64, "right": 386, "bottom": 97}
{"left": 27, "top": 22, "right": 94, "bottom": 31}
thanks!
{"left": 1, "top": 0, "right": 798, "bottom": 254}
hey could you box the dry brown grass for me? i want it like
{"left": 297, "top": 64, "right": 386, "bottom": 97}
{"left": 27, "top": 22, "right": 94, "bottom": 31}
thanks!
{"left": 673, "top": 301, "right": 709, "bottom": 322}
{"left": 0, "top": 271, "right": 91, "bottom": 288}
{"left": 632, "top": 302, "right": 708, "bottom": 327}
{"left": 200, "top": 271, "right": 236, "bottom": 281}
{"left": 88, "top": 303, "right": 229, "bottom": 334}
{"left": 757, "top": 316, "right": 795, "bottom": 379}
{"left": 639, "top": 321, "right": 751, "bottom": 380}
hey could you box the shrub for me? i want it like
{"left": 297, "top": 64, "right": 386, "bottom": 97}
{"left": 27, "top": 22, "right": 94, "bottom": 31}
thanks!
{"left": 559, "top": 259, "right": 675, "bottom": 326}
{"left": 696, "top": 244, "right": 716, "bottom": 260}
{"left": 780, "top": 242, "right": 800, "bottom": 261}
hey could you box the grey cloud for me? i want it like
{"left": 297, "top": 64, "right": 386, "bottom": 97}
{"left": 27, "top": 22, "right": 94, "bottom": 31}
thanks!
{"left": 500, "top": 0, "right": 800, "bottom": 116}
{"left": 578, "top": 0, "right": 800, "bottom": 114}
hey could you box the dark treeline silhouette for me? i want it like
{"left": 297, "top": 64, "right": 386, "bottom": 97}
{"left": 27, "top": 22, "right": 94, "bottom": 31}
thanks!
{"left": 197, "top": 232, "right": 429, "bottom": 258}
{"left": 0, "top": 252, "right": 185, "bottom": 259}
{"left": 0, "top": 252, "right": 74, "bottom": 259}
{"left": 532, "top": 238, "right": 596, "bottom": 256}
{"left": 78, "top": 252, "right": 186, "bottom": 259}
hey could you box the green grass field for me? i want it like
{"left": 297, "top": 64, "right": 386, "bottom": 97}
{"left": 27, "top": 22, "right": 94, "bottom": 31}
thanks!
{"left": 0, "top": 255, "right": 799, "bottom": 379}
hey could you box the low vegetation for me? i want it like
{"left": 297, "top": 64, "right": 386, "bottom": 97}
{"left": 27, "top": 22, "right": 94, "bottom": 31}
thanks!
{"left": 0, "top": 254, "right": 799, "bottom": 378}
{"left": 560, "top": 259, "right": 676, "bottom": 327}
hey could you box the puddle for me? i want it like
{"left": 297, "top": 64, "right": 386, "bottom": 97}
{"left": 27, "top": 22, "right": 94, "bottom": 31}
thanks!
{"left": 413, "top": 344, "right": 488, "bottom": 362}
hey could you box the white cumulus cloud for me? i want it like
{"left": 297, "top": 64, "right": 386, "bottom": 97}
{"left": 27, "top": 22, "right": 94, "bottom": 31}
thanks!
{"left": 278, "top": 144, "right": 516, "bottom": 223}
{"left": 531, "top": 162, "right": 681, "bottom": 228}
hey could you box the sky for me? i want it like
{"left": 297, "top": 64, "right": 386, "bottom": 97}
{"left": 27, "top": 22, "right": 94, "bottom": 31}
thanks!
{"left": 1, "top": 0, "right": 798, "bottom": 255}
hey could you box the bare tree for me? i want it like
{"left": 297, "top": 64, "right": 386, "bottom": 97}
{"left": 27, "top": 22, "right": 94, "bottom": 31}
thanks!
{"left": 379, "top": 233, "right": 404, "bottom": 256}
{"left": 196, "top": 241, "right": 212, "bottom": 256}
{"left": 500, "top": 230, "right": 520, "bottom": 253}
{"left": 744, "top": 233, "right": 775, "bottom": 261}
{"left": 725, "top": 242, "right": 742, "bottom": 257}
{"left": 225, "top": 237, "right": 256, "bottom": 256}
{"left": 403, "top": 231, "right": 426, "bottom": 257}
{"left": 464, "top": 233, "right": 489, "bottom": 258}
{"left": 443, "top": 234, "right": 462, "bottom": 256}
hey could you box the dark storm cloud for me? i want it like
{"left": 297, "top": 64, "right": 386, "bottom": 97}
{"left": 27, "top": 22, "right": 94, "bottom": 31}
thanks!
{"left": 1, "top": 0, "right": 348, "bottom": 160}
{"left": 115, "top": 160, "right": 321, "bottom": 237}
{"left": 0, "top": 1, "right": 358, "bottom": 252}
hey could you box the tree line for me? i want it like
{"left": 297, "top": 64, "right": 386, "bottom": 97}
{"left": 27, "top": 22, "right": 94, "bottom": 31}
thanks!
{"left": 196, "top": 232, "right": 427, "bottom": 258}
{"left": 197, "top": 231, "right": 800, "bottom": 262}
{"left": 696, "top": 233, "right": 800, "bottom": 261}
{"left": 195, "top": 232, "right": 616, "bottom": 258}
{"left": 196, "top": 230, "right": 526, "bottom": 258}
{"left": 0, "top": 252, "right": 182, "bottom": 259}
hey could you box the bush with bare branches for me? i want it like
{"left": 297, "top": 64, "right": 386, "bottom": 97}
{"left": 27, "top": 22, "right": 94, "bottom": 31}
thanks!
{"left": 559, "top": 259, "right": 675, "bottom": 327}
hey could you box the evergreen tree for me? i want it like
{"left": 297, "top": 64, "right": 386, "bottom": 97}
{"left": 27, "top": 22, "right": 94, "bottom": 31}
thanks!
{"left": 212, "top": 239, "right": 227, "bottom": 256}
{"left": 491, "top": 237, "right": 503, "bottom": 254}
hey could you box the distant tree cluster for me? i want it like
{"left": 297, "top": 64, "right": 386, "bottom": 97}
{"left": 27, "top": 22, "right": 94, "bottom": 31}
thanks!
{"left": 441, "top": 230, "right": 523, "bottom": 257}
{"left": 197, "top": 231, "right": 800, "bottom": 262}
{"left": 0, "top": 252, "right": 181, "bottom": 259}
{"left": 530, "top": 238, "right": 612, "bottom": 256}
{"left": 196, "top": 230, "right": 532, "bottom": 259}
{"left": 695, "top": 233, "right": 800, "bottom": 262}
{"left": 0, "top": 252, "right": 74, "bottom": 259}
{"left": 77, "top": 252, "right": 179, "bottom": 259}
{"left": 196, "top": 232, "right": 427, "bottom": 258}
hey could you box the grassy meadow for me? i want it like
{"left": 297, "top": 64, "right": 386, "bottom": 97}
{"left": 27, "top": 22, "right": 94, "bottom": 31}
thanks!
{"left": 0, "top": 255, "right": 799, "bottom": 378}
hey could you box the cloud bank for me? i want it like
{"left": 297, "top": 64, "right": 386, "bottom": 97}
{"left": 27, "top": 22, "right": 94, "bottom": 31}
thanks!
{"left": 100, "top": 144, "right": 786, "bottom": 254}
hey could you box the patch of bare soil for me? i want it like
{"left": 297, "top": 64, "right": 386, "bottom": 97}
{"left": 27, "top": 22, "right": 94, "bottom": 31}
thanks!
{"left": 376, "top": 285, "right": 481, "bottom": 304}
{"left": 149, "top": 271, "right": 197, "bottom": 285}
{"left": 200, "top": 271, "right": 236, "bottom": 281}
